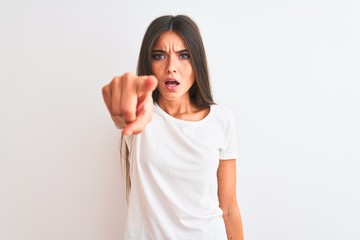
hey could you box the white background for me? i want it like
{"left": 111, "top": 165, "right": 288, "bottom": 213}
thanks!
{"left": 1, "top": 0, "right": 359, "bottom": 239}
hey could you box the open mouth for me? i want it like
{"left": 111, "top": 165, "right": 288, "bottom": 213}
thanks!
{"left": 165, "top": 79, "right": 179, "bottom": 86}
{"left": 164, "top": 79, "right": 179, "bottom": 91}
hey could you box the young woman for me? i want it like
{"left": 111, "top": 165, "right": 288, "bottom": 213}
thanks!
{"left": 102, "top": 15, "right": 244, "bottom": 240}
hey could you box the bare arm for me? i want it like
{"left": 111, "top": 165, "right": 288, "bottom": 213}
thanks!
{"left": 102, "top": 72, "right": 157, "bottom": 135}
{"left": 217, "top": 159, "right": 244, "bottom": 240}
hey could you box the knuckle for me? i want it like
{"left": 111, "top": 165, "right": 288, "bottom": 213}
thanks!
{"left": 123, "top": 72, "right": 134, "bottom": 81}
{"left": 119, "top": 107, "right": 134, "bottom": 119}
{"left": 112, "top": 76, "right": 121, "bottom": 85}
{"left": 111, "top": 108, "right": 122, "bottom": 116}
{"left": 102, "top": 85, "right": 110, "bottom": 96}
{"left": 123, "top": 72, "right": 131, "bottom": 78}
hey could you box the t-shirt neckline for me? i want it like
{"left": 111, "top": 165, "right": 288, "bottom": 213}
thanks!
{"left": 154, "top": 102, "right": 214, "bottom": 125}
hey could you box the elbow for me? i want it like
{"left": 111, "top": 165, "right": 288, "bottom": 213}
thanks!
{"left": 220, "top": 200, "right": 240, "bottom": 220}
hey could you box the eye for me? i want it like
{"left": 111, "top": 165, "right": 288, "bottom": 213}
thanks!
{"left": 152, "top": 53, "right": 165, "bottom": 60}
{"left": 179, "top": 53, "right": 190, "bottom": 59}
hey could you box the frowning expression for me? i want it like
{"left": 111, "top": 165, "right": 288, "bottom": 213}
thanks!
{"left": 151, "top": 31, "right": 195, "bottom": 102}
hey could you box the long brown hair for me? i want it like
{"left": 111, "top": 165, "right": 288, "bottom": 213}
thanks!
{"left": 122, "top": 15, "right": 215, "bottom": 201}
{"left": 137, "top": 15, "right": 215, "bottom": 107}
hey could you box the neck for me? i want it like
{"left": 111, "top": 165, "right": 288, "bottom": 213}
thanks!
{"left": 156, "top": 98, "right": 210, "bottom": 122}
{"left": 156, "top": 98, "right": 193, "bottom": 117}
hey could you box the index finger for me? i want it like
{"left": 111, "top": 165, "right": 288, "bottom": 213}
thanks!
{"left": 120, "top": 75, "right": 157, "bottom": 123}
{"left": 136, "top": 75, "right": 158, "bottom": 96}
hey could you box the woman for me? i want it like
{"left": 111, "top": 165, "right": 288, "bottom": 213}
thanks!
{"left": 102, "top": 15, "right": 244, "bottom": 240}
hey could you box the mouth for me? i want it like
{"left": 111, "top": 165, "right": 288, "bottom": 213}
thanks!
{"left": 164, "top": 79, "right": 179, "bottom": 86}
{"left": 164, "top": 79, "right": 179, "bottom": 91}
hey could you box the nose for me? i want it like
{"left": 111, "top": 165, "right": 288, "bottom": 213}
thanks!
{"left": 166, "top": 56, "right": 177, "bottom": 73}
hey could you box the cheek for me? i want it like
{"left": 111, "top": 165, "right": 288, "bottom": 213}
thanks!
{"left": 151, "top": 63, "right": 159, "bottom": 77}
{"left": 151, "top": 62, "right": 163, "bottom": 73}
{"left": 183, "top": 63, "right": 194, "bottom": 78}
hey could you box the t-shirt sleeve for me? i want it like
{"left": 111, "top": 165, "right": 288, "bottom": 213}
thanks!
{"left": 219, "top": 108, "right": 238, "bottom": 160}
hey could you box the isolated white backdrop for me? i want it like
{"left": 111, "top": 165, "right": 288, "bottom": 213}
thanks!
{"left": 1, "top": 0, "right": 359, "bottom": 239}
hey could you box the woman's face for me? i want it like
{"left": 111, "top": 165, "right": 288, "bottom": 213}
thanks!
{"left": 151, "top": 31, "right": 195, "bottom": 103}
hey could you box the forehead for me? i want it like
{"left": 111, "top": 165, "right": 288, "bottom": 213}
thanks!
{"left": 153, "top": 31, "right": 187, "bottom": 50}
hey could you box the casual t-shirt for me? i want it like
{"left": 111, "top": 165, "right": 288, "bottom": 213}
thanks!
{"left": 123, "top": 103, "right": 238, "bottom": 240}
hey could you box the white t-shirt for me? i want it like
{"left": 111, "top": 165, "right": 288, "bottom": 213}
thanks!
{"left": 123, "top": 103, "right": 238, "bottom": 240}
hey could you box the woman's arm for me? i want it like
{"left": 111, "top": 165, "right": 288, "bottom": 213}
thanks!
{"left": 217, "top": 159, "right": 244, "bottom": 240}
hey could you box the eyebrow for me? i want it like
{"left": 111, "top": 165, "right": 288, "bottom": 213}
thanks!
{"left": 152, "top": 49, "right": 189, "bottom": 53}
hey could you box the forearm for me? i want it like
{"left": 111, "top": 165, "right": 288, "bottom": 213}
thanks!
{"left": 223, "top": 205, "right": 244, "bottom": 240}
